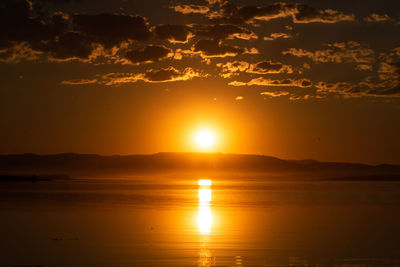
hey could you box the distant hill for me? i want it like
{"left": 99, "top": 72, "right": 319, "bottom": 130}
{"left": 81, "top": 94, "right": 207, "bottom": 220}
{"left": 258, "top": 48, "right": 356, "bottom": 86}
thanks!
{"left": 0, "top": 152, "right": 400, "bottom": 179}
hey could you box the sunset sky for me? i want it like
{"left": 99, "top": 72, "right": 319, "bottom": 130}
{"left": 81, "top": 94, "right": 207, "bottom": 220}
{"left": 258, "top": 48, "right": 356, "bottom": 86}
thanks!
{"left": 1, "top": 0, "right": 400, "bottom": 164}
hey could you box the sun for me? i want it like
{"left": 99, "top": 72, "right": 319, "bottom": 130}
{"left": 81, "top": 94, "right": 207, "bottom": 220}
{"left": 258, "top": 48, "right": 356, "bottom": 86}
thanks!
{"left": 195, "top": 130, "right": 215, "bottom": 149}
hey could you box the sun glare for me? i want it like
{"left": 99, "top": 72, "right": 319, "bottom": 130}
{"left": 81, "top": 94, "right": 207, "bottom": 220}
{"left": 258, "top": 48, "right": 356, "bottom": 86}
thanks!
{"left": 198, "top": 179, "right": 212, "bottom": 186}
{"left": 195, "top": 130, "right": 215, "bottom": 149}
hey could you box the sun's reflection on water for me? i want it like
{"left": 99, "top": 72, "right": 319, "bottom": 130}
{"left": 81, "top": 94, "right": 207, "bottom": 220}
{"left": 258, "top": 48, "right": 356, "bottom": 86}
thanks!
{"left": 197, "top": 180, "right": 213, "bottom": 234}
{"left": 197, "top": 179, "right": 214, "bottom": 266}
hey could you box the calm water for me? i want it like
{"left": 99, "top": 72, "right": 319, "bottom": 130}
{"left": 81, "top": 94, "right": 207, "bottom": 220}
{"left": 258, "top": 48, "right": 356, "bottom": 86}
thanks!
{"left": 1, "top": 177, "right": 400, "bottom": 266}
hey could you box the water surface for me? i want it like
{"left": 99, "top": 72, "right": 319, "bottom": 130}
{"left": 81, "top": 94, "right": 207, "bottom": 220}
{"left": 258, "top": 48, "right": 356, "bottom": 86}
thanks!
{"left": 1, "top": 177, "right": 400, "bottom": 266}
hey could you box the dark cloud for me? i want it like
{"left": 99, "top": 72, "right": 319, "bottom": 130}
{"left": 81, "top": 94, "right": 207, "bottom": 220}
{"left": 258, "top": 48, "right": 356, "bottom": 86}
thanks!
{"left": 316, "top": 71, "right": 400, "bottom": 98}
{"left": 72, "top": 13, "right": 151, "bottom": 48}
{"left": 193, "top": 39, "right": 244, "bottom": 58}
{"left": 355, "top": 64, "right": 373, "bottom": 71}
{"left": 283, "top": 41, "right": 375, "bottom": 64}
{"left": 62, "top": 67, "right": 207, "bottom": 85}
{"left": 364, "top": 13, "right": 393, "bottom": 23}
{"left": 207, "top": 2, "right": 354, "bottom": 24}
{"left": 61, "top": 78, "right": 97, "bottom": 85}
{"left": 140, "top": 67, "right": 205, "bottom": 83}
{"left": 144, "top": 67, "right": 187, "bottom": 82}
{"left": 37, "top": 31, "right": 94, "bottom": 61}
{"left": 1, "top": 0, "right": 399, "bottom": 101}
{"left": 313, "top": 48, "right": 400, "bottom": 98}
{"left": 208, "top": 2, "right": 291, "bottom": 24}
{"left": 293, "top": 4, "right": 354, "bottom": 23}
{"left": 124, "top": 45, "right": 172, "bottom": 64}
{"left": 217, "top": 60, "right": 293, "bottom": 77}
{"left": 217, "top": 61, "right": 249, "bottom": 77}
{"left": 190, "top": 24, "right": 257, "bottom": 40}
{"left": 236, "top": 3, "right": 293, "bottom": 22}
{"left": 153, "top": 25, "right": 191, "bottom": 43}
{"left": 229, "top": 77, "right": 312, "bottom": 87}
{"left": 0, "top": 42, "right": 41, "bottom": 63}
{"left": 248, "top": 61, "right": 293, "bottom": 74}
{"left": 0, "top": 0, "right": 69, "bottom": 48}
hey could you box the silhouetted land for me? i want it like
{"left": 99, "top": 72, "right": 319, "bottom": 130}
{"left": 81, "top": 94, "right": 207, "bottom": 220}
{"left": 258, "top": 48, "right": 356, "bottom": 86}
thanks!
{"left": 1, "top": 153, "right": 400, "bottom": 180}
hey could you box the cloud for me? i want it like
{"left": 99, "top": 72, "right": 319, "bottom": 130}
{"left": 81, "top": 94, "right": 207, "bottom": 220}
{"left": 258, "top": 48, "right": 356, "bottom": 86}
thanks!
{"left": 208, "top": 2, "right": 354, "bottom": 24}
{"left": 72, "top": 13, "right": 151, "bottom": 48}
{"left": 205, "top": 0, "right": 224, "bottom": 4}
{"left": 61, "top": 78, "right": 97, "bottom": 85}
{"left": 229, "top": 77, "right": 312, "bottom": 87}
{"left": 248, "top": 60, "right": 294, "bottom": 74}
{"left": 312, "top": 47, "right": 400, "bottom": 98}
{"left": 192, "top": 39, "right": 244, "bottom": 58}
{"left": 217, "top": 60, "right": 293, "bottom": 77}
{"left": 283, "top": 41, "right": 375, "bottom": 64}
{"left": 0, "top": 41, "right": 42, "bottom": 63}
{"left": 220, "top": 61, "right": 250, "bottom": 72}
{"left": 364, "top": 13, "right": 393, "bottom": 23}
{"left": 292, "top": 5, "right": 355, "bottom": 23}
{"left": 263, "top": 32, "right": 293, "bottom": 40}
{"left": 0, "top": 1, "right": 69, "bottom": 48}
{"left": 355, "top": 64, "right": 373, "bottom": 71}
{"left": 153, "top": 25, "right": 192, "bottom": 43}
{"left": 209, "top": 2, "right": 293, "bottom": 24}
{"left": 190, "top": 24, "right": 257, "bottom": 40}
{"left": 260, "top": 91, "right": 289, "bottom": 97}
{"left": 316, "top": 75, "right": 400, "bottom": 98}
{"left": 142, "top": 67, "right": 203, "bottom": 82}
{"left": 172, "top": 5, "right": 209, "bottom": 14}
{"left": 124, "top": 45, "right": 172, "bottom": 64}
{"left": 37, "top": 31, "right": 95, "bottom": 61}
{"left": 216, "top": 61, "right": 249, "bottom": 77}
{"left": 34, "top": 0, "right": 82, "bottom": 3}
{"left": 377, "top": 62, "right": 400, "bottom": 81}
{"left": 62, "top": 67, "right": 207, "bottom": 86}
{"left": 0, "top": 1, "right": 156, "bottom": 63}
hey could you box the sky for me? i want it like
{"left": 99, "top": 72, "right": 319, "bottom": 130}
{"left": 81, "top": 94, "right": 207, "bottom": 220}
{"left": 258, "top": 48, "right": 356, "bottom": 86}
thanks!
{"left": 0, "top": 0, "right": 400, "bottom": 164}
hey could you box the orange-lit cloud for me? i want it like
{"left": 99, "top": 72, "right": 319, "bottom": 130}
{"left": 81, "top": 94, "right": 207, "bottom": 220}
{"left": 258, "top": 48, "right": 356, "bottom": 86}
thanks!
{"left": 292, "top": 5, "right": 355, "bottom": 23}
{"left": 153, "top": 25, "right": 192, "bottom": 43}
{"left": 62, "top": 67, "right": 207, "bottom": 86}
{"left": 229, "top": 78, "right": 312, "bottom": 87}
{"left": 260, "top": 91, "right": 289, "bottom": 97}
{"left": 217, "top": 60, "right": 293, "bottom": 77}
{"left": 124, "top": 45, "right": 173, "bottom": 64}
{"left": 248, "top": 61, "right": 294, "bottom": 74}
{"left": 2, "top": 0, "right": 400, "bottom": 101}
{"left": 205, "top": 2, "right": 354, "bottom": 24}
{"left": 192, "top": 39, "right": 244, "bottom": 58}
{"left": 0, "top": 42, "right": 42, "bottom": 63}
{"left": 172, "top": 5, "right": 210, "bottom": 15}
{"left": 283, "top": 41, "right": 375, "bottom": 64}
{"left": 263, "top": 32, "right": 293, "bottom": 40}
{"left": 190, "top": 24, "right": 257, "bottom": 40}
{"left": 364, "top": 13, "right": 393, "bottom": 23}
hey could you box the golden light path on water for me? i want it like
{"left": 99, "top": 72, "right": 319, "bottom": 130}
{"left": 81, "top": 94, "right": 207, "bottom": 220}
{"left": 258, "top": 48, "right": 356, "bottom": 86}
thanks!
{"left": 198, "top": 180, "right": 213, "bottom": 234}
{"left": 197, "top": 179, "right": 214, "bottom": 266}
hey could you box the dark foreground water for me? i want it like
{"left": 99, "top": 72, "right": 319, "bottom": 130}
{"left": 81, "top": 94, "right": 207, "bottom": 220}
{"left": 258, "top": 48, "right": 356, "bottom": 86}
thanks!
{"left": 1, "top": 177, "right": 400, "bottom": 267}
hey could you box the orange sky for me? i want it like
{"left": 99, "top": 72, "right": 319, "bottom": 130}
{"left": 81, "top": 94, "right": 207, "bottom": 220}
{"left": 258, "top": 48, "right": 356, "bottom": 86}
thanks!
{"left": 0, "top": 0, "right": 400, "bottom": 164}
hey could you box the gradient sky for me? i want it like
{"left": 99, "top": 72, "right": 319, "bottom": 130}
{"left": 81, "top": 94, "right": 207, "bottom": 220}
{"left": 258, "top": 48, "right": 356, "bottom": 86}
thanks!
{"left": 1, "top": 0, "right": 400, "bottom": 164}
